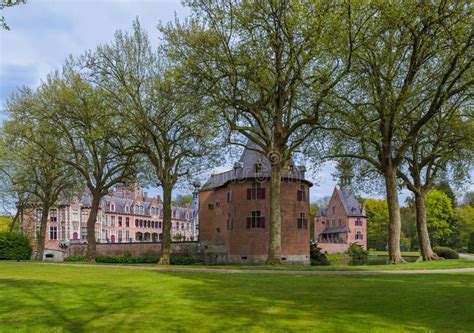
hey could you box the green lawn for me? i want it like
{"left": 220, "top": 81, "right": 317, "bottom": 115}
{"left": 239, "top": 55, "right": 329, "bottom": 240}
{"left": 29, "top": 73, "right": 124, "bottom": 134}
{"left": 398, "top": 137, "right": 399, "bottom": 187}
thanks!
{"left": 1, "top": 262, "right": 473, "bottom": 332}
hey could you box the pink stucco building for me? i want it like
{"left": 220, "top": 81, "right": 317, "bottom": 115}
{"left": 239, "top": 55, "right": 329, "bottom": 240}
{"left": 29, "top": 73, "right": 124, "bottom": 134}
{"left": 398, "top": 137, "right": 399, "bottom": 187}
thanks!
{"left": 314, "top": 187, "right": 367, "bottom": 253}
{"left": 20, "top": 185, "right": 199, "bottom": 254}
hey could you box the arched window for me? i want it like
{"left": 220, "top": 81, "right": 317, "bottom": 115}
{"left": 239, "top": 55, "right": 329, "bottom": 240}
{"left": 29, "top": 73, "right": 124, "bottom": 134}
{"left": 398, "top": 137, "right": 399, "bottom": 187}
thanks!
{"left": 139, "top": 220, "right": 143, "bottom": 227}
{"left": 151, "top": 221, "right": 155, "bottom": 228}
{"left": 135, "top": 220, "right": 138, "bottom": 227}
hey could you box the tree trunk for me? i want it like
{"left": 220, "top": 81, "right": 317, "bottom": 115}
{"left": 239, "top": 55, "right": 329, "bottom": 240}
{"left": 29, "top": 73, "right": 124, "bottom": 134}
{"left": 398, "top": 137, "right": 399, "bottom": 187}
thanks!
{"left": 85, "top": 194, "right": 101, "bottom": 261}
{"left": 266, "top": 162, "right": 282, "bottom": 265}
{"left": 414, "top": 191, "right": 438, "bottom": 260}
{"left": 35, "top": 203, "right": 51, "bottom": 261}
{"left": 159, "top": 183, "right": 172, "bottom": 265}
{"left": 385, "top": 168, "right": 405, "bottom": 264}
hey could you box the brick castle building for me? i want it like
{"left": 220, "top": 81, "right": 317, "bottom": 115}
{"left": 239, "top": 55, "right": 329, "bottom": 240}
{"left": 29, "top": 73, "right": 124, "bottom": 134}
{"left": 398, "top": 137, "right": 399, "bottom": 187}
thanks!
{"left": 314, "top": 187, "right": 367, "bottom": 253}
{"left": 20, "top": 185, "right": 199, "bottom": 253}
{"left": 198, "top": 141, "right": 312, "bottom": 264}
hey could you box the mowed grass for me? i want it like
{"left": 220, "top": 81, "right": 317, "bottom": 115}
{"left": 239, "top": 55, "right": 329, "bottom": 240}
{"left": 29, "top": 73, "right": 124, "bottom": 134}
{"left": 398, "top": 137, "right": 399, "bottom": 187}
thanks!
{"left": 1, "top": 262, "right": 473, "bottom": 332}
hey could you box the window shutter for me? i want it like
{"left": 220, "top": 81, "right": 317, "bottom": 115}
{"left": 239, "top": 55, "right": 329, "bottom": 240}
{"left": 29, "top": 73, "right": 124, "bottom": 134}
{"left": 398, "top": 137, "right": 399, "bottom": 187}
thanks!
{"left": 261, "top": 217, "right": 265, "bottom": 228}
{"left": 246, "top": 217, "right": 251, "bottom": 229}
{"left": 297, "top": 191, "right": 302, "bottom": 201}
{"left": 247, "top": 189, "right": 252, "bottom": 200}
{"left": 297, "top": 218, "right": 301, "bottom": 229}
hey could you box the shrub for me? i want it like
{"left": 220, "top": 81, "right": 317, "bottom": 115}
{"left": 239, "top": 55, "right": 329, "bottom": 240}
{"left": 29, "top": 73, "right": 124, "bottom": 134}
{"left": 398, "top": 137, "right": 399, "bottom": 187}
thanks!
{"left": 95, "top": 255, "right": 160, "bottom": 264}
{"left": 170, "top": 257, "right": 195, "bottom": 265}
{"left": 433, "top": 246, "right": 459, "bottom": 259}
{"left": 310, "top": 243, "right": 329, "bottom": 266}
{"left": 348, "top": 243, "right": 368, "bottom": 260}
{"left": 64, "top": 256, "right": 85, "bottom": 262}
{"left": 0, "top": 232, "right": 32, "bottom": 260}
{"left": 468, "top": 233, "right": 474, "bottom": 254}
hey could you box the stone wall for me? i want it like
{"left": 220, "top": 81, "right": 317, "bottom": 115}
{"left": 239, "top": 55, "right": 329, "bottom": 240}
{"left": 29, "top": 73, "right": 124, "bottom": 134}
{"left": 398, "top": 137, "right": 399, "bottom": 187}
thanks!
{"left": 318, "top": 243, "right": 350, "bottom": 254}
{"left": 67, "top": 241, "right": 227, "bottom": 264}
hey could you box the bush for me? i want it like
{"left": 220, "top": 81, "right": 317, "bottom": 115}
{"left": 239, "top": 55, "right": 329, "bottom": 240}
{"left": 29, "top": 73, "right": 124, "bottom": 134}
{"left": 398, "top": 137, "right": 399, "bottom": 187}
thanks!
{"left": 0, "top": 232, "right": 32, "bottom": 260}
{"left": 468, "top": 233, "right": 474, "bottom": 254}
{"left": 95, "top": 254, "right": 160, "bottom": 264}
{"left": 310, "top": 243, "right": 329, "bottom": 266}
{"left": 433, "top": 246, "right": 459, "bottom": 259}
{"left": 170, "top": 257, "right": 195, "bottom": 265}
{"left": 348, "top": 243, "right": 368, "bottom": 260}
{"left": 64, "top": 256, "right": 85, "bottom": 262}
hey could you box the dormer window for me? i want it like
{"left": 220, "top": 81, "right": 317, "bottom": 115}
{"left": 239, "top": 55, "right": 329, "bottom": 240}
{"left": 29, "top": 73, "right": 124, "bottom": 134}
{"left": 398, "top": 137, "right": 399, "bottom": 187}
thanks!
{"left": 125, "top": 206, "right": 129, "bottom": 213}
{"left": 255, "top": 163, "right": 262, "bottom": 173}
{"left": 110, "top": 204, "right": 115, "bottom": 212}
{"left": 332, "top": 206, "right": 336, "bottom": 215}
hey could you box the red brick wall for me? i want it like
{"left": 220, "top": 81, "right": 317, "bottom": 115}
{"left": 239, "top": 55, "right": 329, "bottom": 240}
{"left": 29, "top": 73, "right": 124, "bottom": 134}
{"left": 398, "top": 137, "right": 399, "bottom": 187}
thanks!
{"left": 199, "top": 179, "right": 310, "bottom": 263}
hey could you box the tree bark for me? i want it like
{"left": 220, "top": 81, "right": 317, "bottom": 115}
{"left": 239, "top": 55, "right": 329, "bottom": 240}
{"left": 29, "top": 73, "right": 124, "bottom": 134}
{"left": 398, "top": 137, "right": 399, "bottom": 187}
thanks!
{"left": 385, "top": 167, "right": 405, "bottom": 264}
{"left": 159, "top": 183, "right": 172, "bottom": 265}
{"left": 266, "top": 162, "right": 282, "bottom": 265}
{"left": 414, "top": 191, "right": 438, "bottom": 260}
{"left": 35, "top": 203, "right": 51, "bottom": 261}
{"left": 85, "top": 194, "right": 101, "bottom": 261}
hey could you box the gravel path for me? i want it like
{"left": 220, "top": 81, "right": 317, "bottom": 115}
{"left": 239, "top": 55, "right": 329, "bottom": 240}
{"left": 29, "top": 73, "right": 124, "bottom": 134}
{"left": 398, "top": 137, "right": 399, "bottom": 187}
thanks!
{"left": 42, "top": 263, "right": 474, "bottom": 275}
{"left": 459, "top": 253, "right": 474, "bottom": 261}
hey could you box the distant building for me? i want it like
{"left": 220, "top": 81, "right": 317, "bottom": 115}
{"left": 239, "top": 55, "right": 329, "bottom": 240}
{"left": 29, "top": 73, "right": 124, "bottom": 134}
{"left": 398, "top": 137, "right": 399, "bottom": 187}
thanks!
{"left": 314, "top": 187, "right": 367, "bottom": 253}
{"left": 20, "top": 185, "right": 199, "bottom": 253}
{"left": 199, "top": 141, "right": 312, "bottom": 264}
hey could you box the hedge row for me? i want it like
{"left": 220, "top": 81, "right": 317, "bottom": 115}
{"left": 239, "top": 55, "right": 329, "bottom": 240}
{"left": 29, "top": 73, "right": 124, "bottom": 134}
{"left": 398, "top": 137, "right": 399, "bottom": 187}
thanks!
{"left": 433, "top": 246, "right": 459, "bottom": 259}
{"left": 0, "top": 232, "right": 32, "bottom": 260}
{"left": 95, "top": 255, "right": 160, "bottom": 264}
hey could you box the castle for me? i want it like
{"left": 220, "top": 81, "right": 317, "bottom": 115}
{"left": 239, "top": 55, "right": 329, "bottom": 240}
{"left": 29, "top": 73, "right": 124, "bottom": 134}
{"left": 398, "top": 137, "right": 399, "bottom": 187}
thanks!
{"left": 20, "top": 142, "right": 367, "bottom": 263}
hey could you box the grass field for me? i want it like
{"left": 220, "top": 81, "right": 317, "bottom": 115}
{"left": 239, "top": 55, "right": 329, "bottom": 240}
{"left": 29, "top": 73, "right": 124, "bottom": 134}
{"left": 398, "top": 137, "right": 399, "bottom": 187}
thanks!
{"left": 63, "top": 258, "right": 474, "bottom": 271}
{"left": 1, "top": 262, "right": 473, "bottom": 332}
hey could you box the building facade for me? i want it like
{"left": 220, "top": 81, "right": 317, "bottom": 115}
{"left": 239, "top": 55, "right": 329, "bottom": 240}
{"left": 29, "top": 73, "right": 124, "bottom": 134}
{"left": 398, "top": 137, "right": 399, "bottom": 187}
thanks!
{"left": 314, "top": 187, "right": 367, "bottom": 253}
{"left": 20, "top": 185, "right": 199, "bottom": 253}
{"left": 198, "top": 141, "right": 312, "bottom": 264}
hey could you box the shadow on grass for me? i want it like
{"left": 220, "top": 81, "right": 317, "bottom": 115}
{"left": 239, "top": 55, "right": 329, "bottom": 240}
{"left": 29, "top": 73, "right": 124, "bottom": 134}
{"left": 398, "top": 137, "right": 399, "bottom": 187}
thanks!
{"left": 151, "top": 272, "right": 474, "bottom": 332}
{"left": 1, "top": 266, "right": 473, "bottom": 332}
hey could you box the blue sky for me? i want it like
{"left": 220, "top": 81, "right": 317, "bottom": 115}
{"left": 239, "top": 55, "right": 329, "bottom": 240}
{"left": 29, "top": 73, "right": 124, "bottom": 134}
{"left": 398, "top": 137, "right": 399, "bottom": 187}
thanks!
{"left": 0, "top": 0, "right": 471, "bottom": 203}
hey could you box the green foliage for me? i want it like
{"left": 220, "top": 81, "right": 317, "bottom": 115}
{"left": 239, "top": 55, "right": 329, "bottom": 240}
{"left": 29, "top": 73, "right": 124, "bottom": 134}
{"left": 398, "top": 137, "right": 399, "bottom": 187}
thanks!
{"left": 96, "top": 254, "right": 160, "bottom": 264}
{"left": 170, "top": 257, "right": 195, "bottom": 265}
{"left": 468, "top": 233, "right": 474, "bottom": 254}
{"left": 172, "top": 195, "right": 193, "bottom": 207}
{"left": 453, "top": 205, "right": 474, "bottom": 249}
{"left": 0, "top": 215, "right": 12, "bottom": 232}
{"left": 347, "top": 243, "right": 368, "bottom": 260}
{"left": 310, "top": 243, "right": 329, "bottom": 266}
{"left": 0, "top": 232, "right": 32, "bottom": 260}
{"left": 426, "top": 190, "right": 454, "bottom": 245}
{"left": 64, "top": 256, "right": 85, "bottom": 262}
{"left": 365, "top": 199, "right": 389, "bottom": 251}
{"left": 433, "top": 246, "right": 459, "bottom": 260}
{"left": 434, "top": 181, "right": 457, "bottom": 208}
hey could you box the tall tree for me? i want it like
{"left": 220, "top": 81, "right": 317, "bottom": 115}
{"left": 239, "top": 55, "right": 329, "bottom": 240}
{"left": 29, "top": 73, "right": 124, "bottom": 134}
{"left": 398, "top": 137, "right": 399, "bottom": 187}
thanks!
{"left": 425, "top": 189, "right": 454, "bottom": 246}
{"left": 31, "top": 71, "right": 138, "bottom": 261}
{"left": 80, "top": 21, "right": 220, "bottom": 264}
{"left": 162, "top": 0, "right": 357, "bottom": 264}
{"left": 397, "top": 111, "right": 473, "bottom": 259}
{"left": 2, "top": 88, "right": 77, "bottom": 260}
{"left": 322, "top": 1, "right": 472, "bottom": 263}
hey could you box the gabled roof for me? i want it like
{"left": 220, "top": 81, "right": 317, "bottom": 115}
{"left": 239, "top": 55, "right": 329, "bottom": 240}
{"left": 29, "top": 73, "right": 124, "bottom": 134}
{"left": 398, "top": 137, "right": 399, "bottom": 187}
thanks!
{"left": 201, "top": 140, "right": 311, "bottom": 191}
{"left": 336, "top": 187, "right": 365, "bottom": 217}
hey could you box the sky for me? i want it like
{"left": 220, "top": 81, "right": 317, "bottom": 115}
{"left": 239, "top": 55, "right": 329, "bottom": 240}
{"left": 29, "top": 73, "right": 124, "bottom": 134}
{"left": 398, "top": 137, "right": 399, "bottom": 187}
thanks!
{"left": 0, "top": 0, "right": 472, "bottom": 204}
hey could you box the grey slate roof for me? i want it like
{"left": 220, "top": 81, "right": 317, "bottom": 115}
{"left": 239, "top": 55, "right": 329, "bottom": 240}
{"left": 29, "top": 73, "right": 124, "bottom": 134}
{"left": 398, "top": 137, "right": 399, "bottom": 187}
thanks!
{"left": 320, "top": 225, "right": 350, "bottom": 234}
{"left": 337, "top": 187, "right": 365, "bottom": 217}
{"left": 201, "top": 140, "right": 311, "bottom": 191}
{"left": 316, "top": 208, "right": 327, "bottom": 218}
